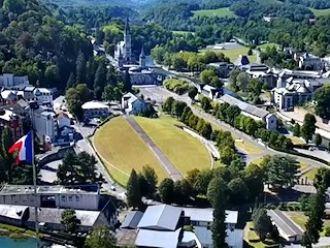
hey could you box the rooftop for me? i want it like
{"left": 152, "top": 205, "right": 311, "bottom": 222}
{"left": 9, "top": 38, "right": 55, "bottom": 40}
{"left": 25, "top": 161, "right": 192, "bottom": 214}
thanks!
{"left": 0, "top": 184, "right": 100, "bottom": 195}
{"left": 28, "top": 207, "right": 101, "bottom": 226}
{"left": 137, "top": 204, "right": 182, "bottom": 231}
{"left": 219, "top": 94, "right": 269, "bottom": 119}
{"left": 135, "top": 228, "right": 181, "bottom": 248}
{"left": 182, "top": 208, "right": 238, "bottom": 224}
{"left": 0, "top": 204, "right": 28, "bottom": 220}
{"left": 82, "top": 101, "right": 109, "bottom": 110}
{"left": 268, "top": 210, "right": 303, "bottom": 238}
{"left": 121, "top": 211, "right": 144, "bottom": 229}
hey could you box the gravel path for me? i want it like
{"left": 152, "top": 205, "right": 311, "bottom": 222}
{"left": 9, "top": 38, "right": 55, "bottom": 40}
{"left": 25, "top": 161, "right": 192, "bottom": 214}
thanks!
{"left": 125, "top": 116, "right": 182, "bottom": 181}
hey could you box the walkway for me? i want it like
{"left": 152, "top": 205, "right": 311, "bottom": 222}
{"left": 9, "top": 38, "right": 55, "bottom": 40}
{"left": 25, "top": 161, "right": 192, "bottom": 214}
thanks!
{"left": 125, "top": 116, "right": 182, "bottom": 181}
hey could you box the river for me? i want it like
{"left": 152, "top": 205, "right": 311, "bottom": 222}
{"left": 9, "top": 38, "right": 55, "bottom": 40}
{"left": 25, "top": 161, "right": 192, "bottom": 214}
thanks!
{"left": 0, "top": 236, "right": 38, "bottom": 248}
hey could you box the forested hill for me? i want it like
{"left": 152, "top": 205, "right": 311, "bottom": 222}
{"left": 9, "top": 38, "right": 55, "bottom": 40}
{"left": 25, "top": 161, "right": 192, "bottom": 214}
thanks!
{"left": 0, "top": 0, "right": 94, "bottom": 90}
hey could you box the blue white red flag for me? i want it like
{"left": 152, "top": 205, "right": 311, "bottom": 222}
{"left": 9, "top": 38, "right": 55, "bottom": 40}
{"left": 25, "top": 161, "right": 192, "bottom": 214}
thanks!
{"left": 8, "top": 131, "right": 33, "bottom": 165}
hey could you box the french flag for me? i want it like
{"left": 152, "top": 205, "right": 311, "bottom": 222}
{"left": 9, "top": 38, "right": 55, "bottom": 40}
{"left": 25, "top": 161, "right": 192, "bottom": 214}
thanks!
{"left": 8, "top": 131, "right": 33, "bottom": 165}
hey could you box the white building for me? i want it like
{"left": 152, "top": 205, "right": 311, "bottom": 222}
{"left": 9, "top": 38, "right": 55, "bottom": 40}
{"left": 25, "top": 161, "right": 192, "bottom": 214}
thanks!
{"left": 295, "top": 53, "right": 324, "bottom": 71}
{"left": 32, "top": 106, "right": 57, "bottom": 143}
{"left": 33, "top": 88, "right": 53, "bottom": 105}
{"left": 0, "top": 73, "right": 29, "bottom": 89}
{"left": 268, "top": 210, "right": 304, "bottom": 242}
{"left": 0, "top": 184, "right": 100, "bottom": 211}
{"left": 272, "top": 79, "right": 316, "bottom": 111}
{"left": 218, "top": 94, "right": 278, "bottom": 130}
{"left": 81, "top": 101, "right": 110, "bottom": 121}
{"left": 122, "top": 204, "right": 243, "bottom": 248}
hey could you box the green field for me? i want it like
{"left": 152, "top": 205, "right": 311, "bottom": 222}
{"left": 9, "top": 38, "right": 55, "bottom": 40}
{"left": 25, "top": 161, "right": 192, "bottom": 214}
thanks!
{"left": 200, "top": 46, "right": 257, "bottom": 64}
{"left": 135, "top": 116, "right": 212, "bottom": 176}
{"left": 310, "top": 8, "right": 330, "bottom": 17}
{"left": 258, "top": 43, "right": 279, "bottom": 51}
{"left": 192, "top": 7, "right": 235, "bottom": 19}
{"left": 93, "top": 117, "right": 167, "bottom": 186}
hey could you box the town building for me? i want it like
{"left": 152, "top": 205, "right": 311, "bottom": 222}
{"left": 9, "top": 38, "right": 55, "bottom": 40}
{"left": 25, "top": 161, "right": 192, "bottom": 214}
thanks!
{"left": 207, "top": 62, "right": 234, "bottom": 78}
{"left": 272, "top": 78, "right": 320, "bottom": 111}
{"left": 0, "top": 184, "right": 100, "bottom": 211}
{"left": 198, "top": 84, "right": 223, "bottom": 99}
{"left": 81, "top": 101, "right": 110, "bottom": 122}
{"left": 121, "top": 93, "right": 154, "bottom": 115}
{"left": 0, "top": 109, "right": 24, "bottom": 141}
{"left": 294, "top": 53, "right": 324, "bottom": 71}
{"left": 119, "top": 204, "right": 243, "bottom": 248}
{"left": 241, "top": 63, "right": 277, "bottom": 88}
{"left": 218, "top": 94, "right": 278, "bottom": 130}
{"left": 268, "top": 209, "right": 304, "bottom": 242}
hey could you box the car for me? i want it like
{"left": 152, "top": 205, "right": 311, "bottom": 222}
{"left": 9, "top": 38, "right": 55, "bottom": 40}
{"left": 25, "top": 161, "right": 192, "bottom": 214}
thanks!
{"left": 308, "top": 147, "right": 316, "bottom": 151}
{"left": 110, "top": 186, "right": 116, "bottom": 191}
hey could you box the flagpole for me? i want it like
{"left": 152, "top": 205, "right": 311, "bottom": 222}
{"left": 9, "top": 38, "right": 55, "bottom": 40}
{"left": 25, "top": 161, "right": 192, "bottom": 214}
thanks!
{"left": 31, "top": 112, "right": 39, "bottom": 247}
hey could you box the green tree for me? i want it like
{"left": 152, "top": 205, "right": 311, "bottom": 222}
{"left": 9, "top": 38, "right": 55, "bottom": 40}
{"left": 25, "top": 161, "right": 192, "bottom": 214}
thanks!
{"left": 314, "top": 84, "right": 330, "bottom": 120}
{"left": 244, "top": 163, "right": 264, "bottom": 200}
{"left": 201, "top": 122, "right": 212, "bottom": 139}
{"left": 3, "top": 0, "right": 25, "bottom": 14}
{"left": 208, "top": 176, "right": 228, "bottom": 248}
{"left": 61, "top": 209, "right": 81, "bottom": 234}
{"left": 66, "top": 72, "right": 76, "bottom": 90}
{"left": 94, "top": 62, "right": 107, "bottom": 99}
{"left": 140, "top": 165, "right": 158, "bottom": 197}
{"left": 188, "top": 87, "right": 198, "bottom": 101}
{"left": 126, "top": 169, "right": 142, "bottom": 209}
{"left": 84, "top": 225, "right": 116, "bottom": 248}
{"left": 76, "top": 51, "right": 87, "bottom": 84}
{"left": 252, "top": 208, "right": 272, "bottom": 241}
{"left": 264, "top": 155, "right": 299, "bottom": 189}
{"left": 315, "top": 133, "right": 322, "bottom": 147}
{"left": 228, "top": 178, "right": 249, "bottom": 204}
{"left": 236, "top": 72, "right": 249, "bottom": 92}
{"left": 301, "top": 113, "right": 316, "bottom": 143}
{"left": 102, "top": 84, "right": 123, "bottom": 101}
{"left": 220, "top": 146, "right": 237, "bottom": 165}
{"left": 201, "top": 96, "right": 212, "bottom": 112}
{"left": 159, "top": 178, "right": 174, "bottom": 204}
{"left": 162, "top": 97, "right": 174, "bottom": 113}
{"left": 293, "top": 123, "right": 301, "bottom": 137}
{"left": 0, "top": 127, "right": 14, "bottom": 182}
{"left": 123, "top": 70, "right": 132, "bottom": 93}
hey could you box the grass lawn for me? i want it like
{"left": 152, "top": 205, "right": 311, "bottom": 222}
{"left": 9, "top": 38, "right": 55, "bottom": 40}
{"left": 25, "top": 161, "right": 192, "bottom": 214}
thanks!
{"left": 172, "top": 30, "right": 195, "bottom": 36}
{"left": 304, "top": 167, "right": 318, "bottom": 181}
{"left": 192, "top": 7, "right": 235, "bottom": 19}
{"left": 258, "top": 43, "right": 279, "bottom": 51}
{"left": 135, "top": 116, "right": 212, "bottom": 176}
{"left": 235, "top": 139, "right": 263, "bottom": 155}
{"left": 200, "top": 46, "right": 257, "bottom": 64}
{"left": 93, "top": 117, "right": 167, "bottom": 186}
{"left": 244, "top": 221, "right": 279, "bottom": 248}
{"left": 310, "top": 8, "right": 330, "bottom": 17}
{"left": 290, "top": 136, "right": 305, "bottom": 145}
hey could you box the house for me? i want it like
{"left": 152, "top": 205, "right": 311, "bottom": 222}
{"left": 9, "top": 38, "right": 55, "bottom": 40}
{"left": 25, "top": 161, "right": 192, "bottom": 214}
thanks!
{"left": 0, "top": 184, "right": 100, "bottom": 211}
{"left": 26, "top": 207, "right": 110, "bottom": 233}
{"left": 267, "top": 210, "right": 304, "bottom": 242}
{"left": 241, "top": 63, "right": 277, "bottom": 88}
{"left": 120, "top": 204, "right": 243, "bottom": 248}
{"left": 55, "top": 112, "right": 74, "bottom": 146}
{"left": 199, "top": 85, "right": 223, "bottom": 99}
{"left": 207, "top": 62, "right": 234, "bottom": 78}
{"left": 33, "top": 88, "right": 53, "bottom": 105}
{"left": 81, "top": 101, "right": 110, "bottom": 122}
{"left": 272, "top": 79, "right": 317, "bottom": 111}
{"left": 218, "top": 94, "right": 278, "bottom": 130}
{"left": 31, "top": 105, "right": 57, "bottom": 144}
{"left": 0, "top": 109, "right": 24, "bottom": 141}
{"left": 129, "top": 69, "right": 167, "bottom": 86}
{"left": 122, "top": 93, "right": 153, "bottom": 115}
{"left": 53, "top": 95, "right": 67, "bottom": 113}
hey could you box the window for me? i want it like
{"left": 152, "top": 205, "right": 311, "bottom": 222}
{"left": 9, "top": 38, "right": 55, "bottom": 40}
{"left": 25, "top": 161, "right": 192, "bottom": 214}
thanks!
{"left": 61, "top": 195, "right": 66, "bottom": 202}
{"left": 68, "top": 196, "right": 73, "bottom": 202}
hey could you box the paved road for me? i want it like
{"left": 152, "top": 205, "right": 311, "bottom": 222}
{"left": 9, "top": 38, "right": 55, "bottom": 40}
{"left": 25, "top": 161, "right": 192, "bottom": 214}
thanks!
{"left": 74, "top": 124, "right": 126, "bottom": 199}
{"left": 125, "top": 116, "right": 182, "bottom": 181}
